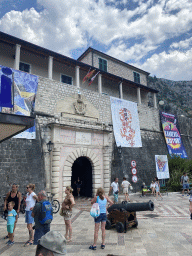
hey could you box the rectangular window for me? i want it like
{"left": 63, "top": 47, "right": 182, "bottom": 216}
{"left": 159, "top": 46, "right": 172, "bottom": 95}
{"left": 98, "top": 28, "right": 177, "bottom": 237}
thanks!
{"left": 61, "top": 74, "right": 72, "bottom": 85}
{"left": 19, "top": 62, "right": 31, "bottom": 73}
{"left": 99, "top": 58, "right": 107, "bottom": 72}
{"left": 133, "top": 72, "right": 140, "bottom": 84}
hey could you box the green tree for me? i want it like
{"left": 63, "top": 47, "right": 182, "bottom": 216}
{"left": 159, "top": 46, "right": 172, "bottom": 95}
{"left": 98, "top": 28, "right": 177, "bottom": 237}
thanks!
{"left": 167, "top": 156, "right": 192, "bottom": 191}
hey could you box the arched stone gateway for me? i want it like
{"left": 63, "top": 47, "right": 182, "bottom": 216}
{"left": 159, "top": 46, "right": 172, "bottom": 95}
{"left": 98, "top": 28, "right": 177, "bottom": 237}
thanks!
{"left": 62, "top": 147, "right": 101, "bottom": 199}
{"left": 49, "top": 126, "right": 112, "bottom": 202}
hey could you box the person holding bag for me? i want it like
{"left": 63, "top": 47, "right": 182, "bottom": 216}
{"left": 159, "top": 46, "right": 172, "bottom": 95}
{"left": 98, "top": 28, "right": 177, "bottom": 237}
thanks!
{"left": 89, "top": 188, "right": 113, "bottom": 251}
{"left": 61, "top": 186, "right": 75, "bottom": 242}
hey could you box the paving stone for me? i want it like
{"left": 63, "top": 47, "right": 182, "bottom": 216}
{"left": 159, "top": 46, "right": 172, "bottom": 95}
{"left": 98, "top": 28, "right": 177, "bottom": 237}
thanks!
{"left": 1, "top": 193, "right": 192, "bottom": 255}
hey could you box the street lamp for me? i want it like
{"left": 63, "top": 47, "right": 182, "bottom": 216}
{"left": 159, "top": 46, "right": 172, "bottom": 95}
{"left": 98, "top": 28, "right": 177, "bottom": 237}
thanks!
{"left": 159, "top": 100, "right": 165, "bottom": 111}
{"left": 46, "top": 141, "right": 54, "bottom": 153}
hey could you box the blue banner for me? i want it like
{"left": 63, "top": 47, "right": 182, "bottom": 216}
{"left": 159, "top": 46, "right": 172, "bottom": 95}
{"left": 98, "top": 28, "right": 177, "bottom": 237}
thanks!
{"left": 0, "top": 67, "right": 13, "bottom": 108}
{"left": 0, "top": 65, "right": 38, "bottom": 139}
{"left": 160, "top": 112, "right": 188, "bottom": 158}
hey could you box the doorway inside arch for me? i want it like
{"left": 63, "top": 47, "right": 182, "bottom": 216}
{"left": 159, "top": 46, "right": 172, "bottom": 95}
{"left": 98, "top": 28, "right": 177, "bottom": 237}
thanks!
{"left": 71, "top": 157, "right": 92, "bottom": 197}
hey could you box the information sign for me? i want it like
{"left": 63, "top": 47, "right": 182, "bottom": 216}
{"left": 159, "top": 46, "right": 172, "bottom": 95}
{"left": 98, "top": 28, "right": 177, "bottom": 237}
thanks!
{"left": 131, "top": 160, "right": 136, "bottom": 168}
{"left": 132, "top": 175, "right": 138, "bottom": 183}
{"left": 131, "top": 168, "right": 137, "bottom": 175}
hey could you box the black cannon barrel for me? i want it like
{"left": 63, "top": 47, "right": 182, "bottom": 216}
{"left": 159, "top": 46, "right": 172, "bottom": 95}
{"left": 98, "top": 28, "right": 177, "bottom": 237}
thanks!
{"left": 108, "top": 200, "right": 154, "bottom": 213}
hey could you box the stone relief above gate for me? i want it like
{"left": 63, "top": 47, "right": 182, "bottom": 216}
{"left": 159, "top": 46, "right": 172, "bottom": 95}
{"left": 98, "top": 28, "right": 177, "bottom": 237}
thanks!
{"left": 73, "top": 93, "right": 87, "bottom": 115}
{"left": 55, "top": 93, "right": 99, "bottom": 121}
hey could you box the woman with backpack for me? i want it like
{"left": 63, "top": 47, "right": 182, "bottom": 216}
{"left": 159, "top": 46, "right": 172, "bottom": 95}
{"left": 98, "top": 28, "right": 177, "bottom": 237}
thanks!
{"left": 89, "top": 187, "right": 113, "bottom": 250}
{"left": 61, "top": 186, "right": 75, "bottom": 242}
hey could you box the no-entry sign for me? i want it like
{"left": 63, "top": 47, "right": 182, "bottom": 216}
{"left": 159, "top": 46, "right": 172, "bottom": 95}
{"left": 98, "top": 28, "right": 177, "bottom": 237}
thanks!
{"left": 131, "top": 160, "right": 136, "bottom": 168}
{"left": 131, "top": 168, "right": 137, "bottom": 175}
{"left": 132, "top": 175, "right": 138, "bottom": 183}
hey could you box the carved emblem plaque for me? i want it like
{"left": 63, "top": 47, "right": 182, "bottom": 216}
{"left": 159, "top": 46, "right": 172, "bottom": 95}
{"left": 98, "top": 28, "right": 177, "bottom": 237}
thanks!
{"left": 73, "top": 94, "right": 87, "bottom": 115}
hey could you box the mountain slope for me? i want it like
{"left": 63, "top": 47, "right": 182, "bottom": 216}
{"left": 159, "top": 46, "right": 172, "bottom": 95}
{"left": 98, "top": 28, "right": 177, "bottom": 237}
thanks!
{"left": 148, "top": 76, "right": 192, "bottom": 117}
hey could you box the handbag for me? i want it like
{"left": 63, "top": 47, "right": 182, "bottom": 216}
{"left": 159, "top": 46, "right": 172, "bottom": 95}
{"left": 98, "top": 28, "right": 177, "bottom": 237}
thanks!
{"left": 90, "top": 196, "right": 100, "bottom": 218}
{"left": 114, "top": 190, "right": 119, "bottom": 194}
{"left": 59, "top": 208, "right": 64, "bottom": 216}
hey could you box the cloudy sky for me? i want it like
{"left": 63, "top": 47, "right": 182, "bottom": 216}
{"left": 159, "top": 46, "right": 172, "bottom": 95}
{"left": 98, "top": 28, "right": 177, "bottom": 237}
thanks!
{"left": 0, "top": 0, "right": 192, "bottom": 81}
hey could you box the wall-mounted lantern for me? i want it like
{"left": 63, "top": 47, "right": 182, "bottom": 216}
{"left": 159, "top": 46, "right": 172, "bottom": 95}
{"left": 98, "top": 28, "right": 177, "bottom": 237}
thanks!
{"left": 46, "top": 141, "right": 54, "bottom": 153}
{"left": 117, "top": 145, "right": 122, "bottom": 155}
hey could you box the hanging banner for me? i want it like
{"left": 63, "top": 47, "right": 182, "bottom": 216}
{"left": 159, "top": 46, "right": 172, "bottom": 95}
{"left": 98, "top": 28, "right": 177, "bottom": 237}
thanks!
{"left": 110, "top": 97, "right": 142, "bottom": 147}
{"left": 160, "top": 112, "right": 187, "bottom": 158}
{"left": 155, "top": 155, "right": 169, "bottom": 179}
{"left": 0, "top": 65, "right": 38, "bottom": 139}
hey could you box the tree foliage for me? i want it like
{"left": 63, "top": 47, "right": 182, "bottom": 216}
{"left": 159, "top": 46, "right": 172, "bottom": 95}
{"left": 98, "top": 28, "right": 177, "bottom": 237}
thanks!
{"left": 167, "top": 156, "right": 192, "bottom": 191}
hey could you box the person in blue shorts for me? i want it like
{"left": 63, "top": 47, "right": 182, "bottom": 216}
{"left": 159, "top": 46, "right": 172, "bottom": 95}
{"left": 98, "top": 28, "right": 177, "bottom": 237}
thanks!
{"left": 24, "top": 183, "right": 38, "bottom": 246}
{"left": 89, "top": 188, "right": 113, "bottom": 250}
{"left": 7, "top": 201, "right": 18, "bottom": 246}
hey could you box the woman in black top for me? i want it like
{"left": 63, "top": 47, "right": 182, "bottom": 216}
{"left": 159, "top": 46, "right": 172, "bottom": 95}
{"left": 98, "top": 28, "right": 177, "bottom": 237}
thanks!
{"left": 3, "top": 184, "right": 21, "bottom": 239}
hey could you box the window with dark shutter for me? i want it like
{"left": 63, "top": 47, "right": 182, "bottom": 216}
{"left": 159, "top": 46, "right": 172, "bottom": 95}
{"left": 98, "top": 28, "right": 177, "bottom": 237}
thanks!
{"left": 133, "top": 72, "right": 140, "bottom": 84}
{"left": 99, "top": 58, "right": 107, "bottom": 72}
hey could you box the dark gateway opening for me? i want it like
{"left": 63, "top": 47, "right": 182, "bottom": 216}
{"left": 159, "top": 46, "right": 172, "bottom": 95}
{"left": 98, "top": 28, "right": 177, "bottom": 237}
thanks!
{"left": 71, "top": 157, "right": 92, "bottom": 197}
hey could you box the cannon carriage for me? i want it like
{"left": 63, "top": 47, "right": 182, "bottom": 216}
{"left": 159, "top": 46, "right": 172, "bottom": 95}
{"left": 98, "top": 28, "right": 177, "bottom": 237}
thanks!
{"left": 106, "top": 200, "right": 154, "bottom": 233}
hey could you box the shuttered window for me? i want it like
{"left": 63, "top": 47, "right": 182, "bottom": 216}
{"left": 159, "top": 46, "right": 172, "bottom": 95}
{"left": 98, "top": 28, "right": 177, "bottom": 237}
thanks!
{"left": 99, "top": 58, "right": 107, "bottom": 72}
{"left": 133, "top": 72, "right": 140, "bottom": 84}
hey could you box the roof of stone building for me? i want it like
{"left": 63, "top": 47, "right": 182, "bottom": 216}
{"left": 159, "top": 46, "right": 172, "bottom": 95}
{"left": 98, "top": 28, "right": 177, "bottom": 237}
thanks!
{"left": 77, "top": 47, "right": 150, "bottom": 76}
{"left": 0, "top": 31, "right": 157, "bottom": 93}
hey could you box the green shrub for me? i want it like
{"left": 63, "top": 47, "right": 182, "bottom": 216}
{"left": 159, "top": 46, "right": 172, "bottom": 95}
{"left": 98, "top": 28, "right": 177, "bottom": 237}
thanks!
{"left": 167, "top": 156, "right": 192, "bottom": 191}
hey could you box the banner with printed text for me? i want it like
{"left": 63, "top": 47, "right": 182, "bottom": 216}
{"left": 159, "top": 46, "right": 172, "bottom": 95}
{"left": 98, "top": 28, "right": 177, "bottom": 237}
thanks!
{"left": 160, "top": 112, "right": 187, "bottom": 158}
{"left": 110, "top": 97, "right": 142, "bottom": 147}
{"left": 155, "top": 155, "right": 169, "bottom": 179}
{"left": 0, "top": 65, "right": 38, "bottom": 139}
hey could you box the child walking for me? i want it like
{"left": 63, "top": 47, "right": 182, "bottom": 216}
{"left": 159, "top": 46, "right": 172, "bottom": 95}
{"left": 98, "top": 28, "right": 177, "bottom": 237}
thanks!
{"left": 7, "top": 201, "right": 18, "bottom": 246}
{"left": 154, "top": 177, "right": 163, "bottom": 200}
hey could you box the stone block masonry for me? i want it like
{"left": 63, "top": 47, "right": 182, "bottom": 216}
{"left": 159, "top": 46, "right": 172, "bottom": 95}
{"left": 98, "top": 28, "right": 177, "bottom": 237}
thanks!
{"left": 0, "top": 124, "right": 45, "bottom": 201}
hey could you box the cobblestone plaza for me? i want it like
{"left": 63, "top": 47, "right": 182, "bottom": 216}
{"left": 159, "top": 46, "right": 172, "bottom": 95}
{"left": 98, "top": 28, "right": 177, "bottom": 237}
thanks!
{"left": 0, "top": 192, "right": 191, "bottom": 256}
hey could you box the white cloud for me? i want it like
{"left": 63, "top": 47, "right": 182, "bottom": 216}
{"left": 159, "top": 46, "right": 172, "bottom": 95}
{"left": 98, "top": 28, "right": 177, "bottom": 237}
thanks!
{"left": 171, "top": 37, "right": 192, "bottom": 50}
{"left": 135, "top": 49, "right": 192, "bottom": 81}
{"left": 0, "top": 5, "right": 86, "bottom": 56}
{"left": 164, "top": 0, "right": 192, "bottom": 12}
{"left": 106, "top": 42, "right": 157, "bottom": 62}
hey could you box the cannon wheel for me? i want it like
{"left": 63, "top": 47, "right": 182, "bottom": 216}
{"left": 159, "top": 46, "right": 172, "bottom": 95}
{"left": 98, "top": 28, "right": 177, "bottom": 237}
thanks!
{"left": 105, "top": 219, "right": 111, "bottom": 230}
{"left": 116, "top": 222, "right": 124, "bottom": 233}
{"left": 132, "top": 219, "right": 138, "bottom": 228}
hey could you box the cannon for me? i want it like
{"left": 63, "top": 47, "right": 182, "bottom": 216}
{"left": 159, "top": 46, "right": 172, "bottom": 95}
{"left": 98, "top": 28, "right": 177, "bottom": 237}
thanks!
{"left": 106, "top": 200, "right": 154, "bottom": 233}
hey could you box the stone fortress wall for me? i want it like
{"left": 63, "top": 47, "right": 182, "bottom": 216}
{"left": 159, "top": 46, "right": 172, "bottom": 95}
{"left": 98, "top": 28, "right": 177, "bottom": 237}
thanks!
{"left": 0, "top": 75, "right": 192, "bottom": 200}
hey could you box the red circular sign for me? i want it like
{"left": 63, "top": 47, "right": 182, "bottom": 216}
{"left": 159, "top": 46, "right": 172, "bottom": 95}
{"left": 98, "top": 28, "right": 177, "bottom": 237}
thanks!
{"left": 131, "top": 160, "right": 136, "bottom": 168}
{"left": 132, "top": 175, "right": 138, "bottom": 183}
{"left": 131, "top": 168, "right": 137, "bottom": 175}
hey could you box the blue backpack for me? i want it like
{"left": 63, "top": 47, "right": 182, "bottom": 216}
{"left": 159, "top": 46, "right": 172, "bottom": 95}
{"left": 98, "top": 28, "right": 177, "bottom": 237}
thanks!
{"left": 39, "top": 201, "right": 53, "bottom": 225}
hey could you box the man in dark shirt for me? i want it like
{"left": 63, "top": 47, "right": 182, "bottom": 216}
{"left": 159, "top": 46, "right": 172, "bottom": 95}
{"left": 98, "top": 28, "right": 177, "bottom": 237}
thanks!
{"left": 32, "top": 191, "right": 52, "bottom": 245}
